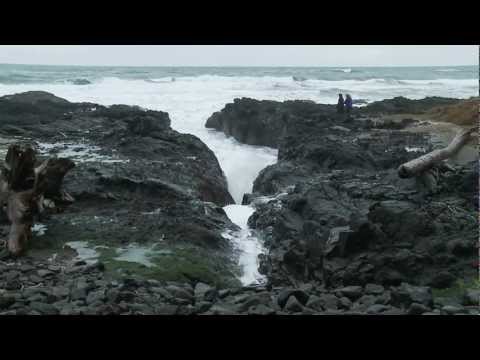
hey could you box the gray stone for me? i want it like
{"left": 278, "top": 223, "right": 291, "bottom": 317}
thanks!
{"left": 22, "top": 287, "right": 49, "bottom": 298}
{"left": 165, "top": 285, "right": 193, "bottom": 302}
{"left": 248, "top": 304, "right": 275, "bottom": 315}
{"left": 155, "top": 304, "right": 178, "bottom": 315}
{"left": 37, "top": 269, "right": 54, "bottom": 278}
{"left": 365, "top": 283, "right": 385, "bottom": 295}
{"left": 86, "top": 290, "right": 106, "bottom": 305}
{"left": 117, "top": 291, "right": 136, "bottom": 303}
{"left": 0, "top": 310, "right": 17, "bottom": 315}
{"left": 366, "top": 304, "right": 391, "bottom": 314}
{"left": 299, "top": 283, "right": 314, "bottom": 293}
{"left": 171, "top": 297, "right": 192, "bottom": 306}
{"left": 441, "top": 305, "right": 465, "bottom": 315}
{"left": 176, "top": 305, "right": 196, "bottom": 316}
{"left": 336, "top": 286, "right": 363, "bottom": 300}
{"left": 357, "top": 294, "right": 377, "bottom": 307}
{"left": 392, "top": 283, "right": 433, "bottom": 308}
{"left": 408, "top": 303, "right": 431, "bottom": 315}
{"left": 52, "top": 286, "right": 70, "bottom": 298}
{"left": 195, "top": 301, "right": 213, "bottom": 313}
{"left": 277, "top": 288, "right": 310, "bottom": 308}
{"left": 151, "top": 287, "right": 173, "bottom": 300}
{"left": 129, "top": 303, "right": 154, "bottom": 315}
{"left": 322, "top": 309, "right": 345, "bottom": 315}
{"left": 209, "top": 304, "right": 237, "bottom": 315}
{"left": 218, "top": 289, "right": 230, "bottom": 298}
{"left": 236, "top": 293, "right": 272, "bottom": 313}
{"left": 338, "top": 296, "right": 352, "bottom": 310}
{"left": 5, "top": 280, "right": 22, "bottom": 290}
{"left": 28, "top": 294, "right": 47, "bottom": 303}
{"left": 301, "top": 308, "right": 319, "bottom": 315}
{"left": 0, "top": 295, "right": 15, "bottom": 310}
{"left": 19, "top": 264, "right": 35, "bottom": 272}
{"left": 194, "top": 282, "right": 217, "bottom": 302}
{"left": 71, "top": 287, "right": 87, "bottom": 301}
{"left": 285, "top": 296, "right": 304, "bottom": 313}
{"left": 29, "top": 301, "right": 59, "bottom": 315}
{"left": 462, "top": 289, "right": 479, "bottom": 306}
{"left": 325, "top": 226, "right": 354, "bottom": 257}
{"left": 306, "top": 295, "right": 323, "bottom": 311}
{"left": 375, "top": 291, "right": 392, "bottom": 305}
{"left": 5, "top": 271, "right": 21, "bottom": 281}
{"left": 319, "top": 294, "right": 340, "bottom": 310}
{"left": 382, "top": 308, "right": 406, "bottom": 315}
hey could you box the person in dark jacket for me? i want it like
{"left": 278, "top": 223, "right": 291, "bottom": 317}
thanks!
{"left": 336, "top": 94, "right": 344, "bottom": 114}
{"left": 345, "top": 94, "right": 353, "bottom": 114}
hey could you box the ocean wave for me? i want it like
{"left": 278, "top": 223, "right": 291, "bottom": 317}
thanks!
{"left": 69, "top": 78, "right": 92, "bottom": 85}
{"left": 434, "top": 69, "right": 461, "bottom": 72}
{"left": 145, "top": 77, "right": 176, "bottom": 83}
{"left": 334, "top": 68, "right": 352, "bottom": 73}
{"left": 292, "top": 76, "right": 307, "bottom": 82}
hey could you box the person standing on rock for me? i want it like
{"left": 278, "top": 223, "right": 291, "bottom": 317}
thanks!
{"left": 337, "top": 94, "right": 345, "bottom": 114}
{"left": 345, "top": 94, "right": 353, "bottom": 114}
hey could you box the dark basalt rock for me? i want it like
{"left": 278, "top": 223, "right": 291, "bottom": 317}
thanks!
{"left": 0, "top": 91, "right": 237, "bottom": 287}
{"left": 205, "top": 97, "right": 337, "bottom": 148}
{"left": 206, "top": 96, "right": 477, "bottom": 292}
{"left": 359, "top": 96, "right": 461, "bottom": 115}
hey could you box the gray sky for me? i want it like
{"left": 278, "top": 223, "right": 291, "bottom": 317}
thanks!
{"left": 0, "top": 45, "right": 477, "bottom": 67}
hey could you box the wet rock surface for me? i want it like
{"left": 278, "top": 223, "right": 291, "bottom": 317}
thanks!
{"left": 0, "top": 91, "right": 239, "bottom": 288}
{"left": 207, "top": 97, "right": 479, "bottom": 313}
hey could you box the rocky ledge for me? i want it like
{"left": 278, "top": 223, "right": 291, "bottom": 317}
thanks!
{"left": 206, "top": 97, "right": 479, "bottom": 310}
{"left": 0, "top": 91, "right": 240, "bottom": 288}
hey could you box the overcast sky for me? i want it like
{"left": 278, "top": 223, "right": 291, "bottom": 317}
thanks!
{"left": 0, "top": 45, "right": 477, "bottom": 67}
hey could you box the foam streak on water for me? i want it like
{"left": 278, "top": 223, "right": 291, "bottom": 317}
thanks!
{"left": 223, "top": 204, "right": 266, "bottom": 285}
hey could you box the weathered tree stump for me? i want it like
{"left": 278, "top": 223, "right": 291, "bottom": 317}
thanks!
{"left": 0, "top": 144, "right": 75, "bottom": 256}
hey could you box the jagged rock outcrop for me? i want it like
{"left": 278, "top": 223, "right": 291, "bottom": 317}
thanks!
{"left": 206, "top": 96, "right": 478, "bottom": 292}
{"left": 0, "top": 91, "right": 238, "bottom": 287}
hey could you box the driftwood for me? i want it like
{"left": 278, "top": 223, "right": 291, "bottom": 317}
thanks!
{"left": 398, "top": 127, "right": 476, "bottom": 179}
{"left": 0, "top": 145, "right": 75, "bottom": 256}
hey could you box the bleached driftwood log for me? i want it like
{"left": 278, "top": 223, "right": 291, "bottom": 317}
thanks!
{"left": 398, "top": 127, "right": 476, "bottom": 179}
{"left": 0, "top": 145, "right": 75, "bottom": 256}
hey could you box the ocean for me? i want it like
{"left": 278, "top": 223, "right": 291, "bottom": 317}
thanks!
{"left": 0, "top": 64, "right": 477, "bottom": 283}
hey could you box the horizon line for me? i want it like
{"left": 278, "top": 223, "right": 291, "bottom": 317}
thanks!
{"left": 0, "top": 63, "right": 477, "bottom": 68}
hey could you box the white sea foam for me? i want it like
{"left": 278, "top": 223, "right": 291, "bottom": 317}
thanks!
{"left": 405, "top": 146, "right": 427, "bottom": 153}
{"left": 32, "top": 223, "right": 47, "bottom": 236}
{"left": 114, "top": 243, "right": 170, "bottom": 267}
{"left": 65, "top": 241, "right": 100, "bottom": 264}
{"left": 37, "top": 141, "right": 129, "bottom": 164}
{"left": 223, "top": 204, "right": 266, "bottom": 285}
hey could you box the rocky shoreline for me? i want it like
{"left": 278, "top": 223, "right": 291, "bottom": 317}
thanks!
{"left": 1, "top": 256, "right": 478, "bottom": 315}
{"left": 0, "top": 92, "right": 478, "bottom": 315}
{"left": 0, "top": 91, "right": 240, "bottom": 289}
{"left": 207, "top": 96, "right": 479, "bottom": 314}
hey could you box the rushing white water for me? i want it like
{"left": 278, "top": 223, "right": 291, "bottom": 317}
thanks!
{"left": 223, "top": 205, "right": 266, "bottom": 285}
